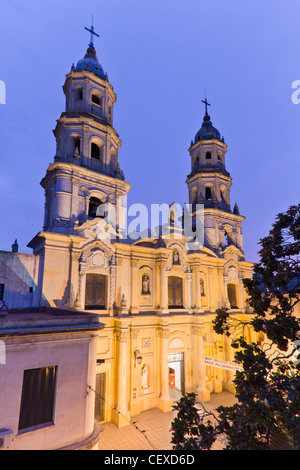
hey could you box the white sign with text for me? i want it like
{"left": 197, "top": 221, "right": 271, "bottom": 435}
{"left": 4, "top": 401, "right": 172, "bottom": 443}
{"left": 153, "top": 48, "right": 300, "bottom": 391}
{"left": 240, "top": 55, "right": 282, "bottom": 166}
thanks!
{"left": 204, "top": 356, "right": 243, "bottom": 372}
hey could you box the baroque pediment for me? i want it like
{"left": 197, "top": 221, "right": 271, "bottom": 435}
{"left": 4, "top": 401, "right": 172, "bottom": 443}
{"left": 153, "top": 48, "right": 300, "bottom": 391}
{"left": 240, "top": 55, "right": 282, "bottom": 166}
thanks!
{"left": 222, "top": 244, "right": 244, "bottom": 262}
{"left": 74, "top": 217, "right": 117, "bottom": 246}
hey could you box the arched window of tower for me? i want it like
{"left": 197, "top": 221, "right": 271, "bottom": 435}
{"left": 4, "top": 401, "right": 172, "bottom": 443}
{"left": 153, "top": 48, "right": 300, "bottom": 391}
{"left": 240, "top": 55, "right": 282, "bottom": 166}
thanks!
{"left": 205, "top": 187, "right": 212, "bottom": 200}
{"left": 77, "top": 88, "right": 83, "bottom": 100}
{"left": 91, "top": 142, "right": 101, "bottom": 160}
{"left": 74, "top": 87, "right": 83, "bottom": 109}
{"left": 224, "top": 230, "right": 229, "bottom": 246}
{"left": 68, "top": 135, "right": 81, "bottom": 158}
{"left": 75, "top": 138, "right": 80, "bottom": 155}
{"left": 91, "top": 91, "right": 103, "bottom": 117}
{"left": 92, "top": 93, "right": 102, "bottom": 106}
{"left": 88, "top": 197, "right": 106, "bottom": 218}
{"left": 205, "top": 151, "right": 212, "bottom": 160}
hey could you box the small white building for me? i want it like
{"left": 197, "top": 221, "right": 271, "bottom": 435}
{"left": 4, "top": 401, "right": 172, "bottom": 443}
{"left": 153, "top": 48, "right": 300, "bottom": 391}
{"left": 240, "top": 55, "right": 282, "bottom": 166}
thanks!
{"left": 0, "top": 307, "right": 104, "bottom": 450}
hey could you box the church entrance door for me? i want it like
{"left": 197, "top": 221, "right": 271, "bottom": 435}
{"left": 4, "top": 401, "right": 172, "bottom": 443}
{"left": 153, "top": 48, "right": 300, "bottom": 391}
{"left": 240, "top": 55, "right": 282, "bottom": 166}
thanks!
{"left": 168, "top": 352, "right": 185, "bottom": 400}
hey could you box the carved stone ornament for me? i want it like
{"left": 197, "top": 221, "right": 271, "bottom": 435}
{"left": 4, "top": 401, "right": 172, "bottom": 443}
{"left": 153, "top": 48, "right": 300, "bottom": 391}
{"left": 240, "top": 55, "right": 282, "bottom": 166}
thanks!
{"left": 156, "top": 327, "right": 170, "bottom": 339}
{"left": 226, "top": 265, "right": 239, "bottom": 281}
{"left": 130, "top": 328, "right": 139, "bottom": 340}
{"left": 191, "top": 325, "right": 205, "bottom": 336}
{"left": 114, "top": 328, "right": 129, "bottom": 343}
{"left": 71, "top": 251, "right": 81, "bottom": 261}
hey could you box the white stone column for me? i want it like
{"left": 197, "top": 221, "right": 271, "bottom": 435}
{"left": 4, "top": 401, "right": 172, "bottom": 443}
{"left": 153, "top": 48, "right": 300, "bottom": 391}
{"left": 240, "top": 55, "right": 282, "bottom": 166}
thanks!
{"left": 83, "top": 125, "right": 90, "bottom": 166}
{"left": 74, "top": 254, "right": 87, "bottom": 310}
{"left": 109, "top": 259, "right": 117, "bottom": 316}
{"left": 157, "top": 259, "right": 168, "bottom": 314}
{"left": 113, "top": 325, "right": 130, "bottom": 427}
{"left": 239, "top": 275, "right": 244, "bottom": 310}
{"left": 194, "top": 325, "right": 210, "bottom": 402}
{"left": 105, "top": 135, "right": 111, "bottom": 173}
{"left": 224, "top": 275, "right": 231, "bottom": 309}
{"left": 130, "top": 258, "right": 139, "bottom": 314}
{"left": 71, "top": 177, "right": 80, "bottom": 221}
{"left": 192, "top": 265, "right": 202, "bottom": 313}
{"left": 225, "top": 334, "right": 235, "bottom": 393}
{"left": 157, "top": 326, "right": 172, "bottom": 411}
{"left": 83, "top": 79, "right": 90, "bottom": 110}
{"left": 69, "top": 250, "right": 81, "bottom": 308}
{"left": 190, "top": 327, "right": 198, "bottom": 390}
{"left": 129, "top": 328, "right": 141, "bottom": 415}
{"left": 186, "top": 268, "right": 193, "bottom": 313}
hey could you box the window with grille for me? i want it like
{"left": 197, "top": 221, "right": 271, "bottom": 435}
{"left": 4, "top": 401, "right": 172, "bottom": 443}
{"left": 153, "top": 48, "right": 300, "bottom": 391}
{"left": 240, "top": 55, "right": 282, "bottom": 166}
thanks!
{"left": 18, "top": 366, "right": 57, "bottom": 432}
{"left": 85, "top": 274, "right": 106, "bottom": 310}
{"left": 168, "top": 276, "right": 183, "bottom": 308}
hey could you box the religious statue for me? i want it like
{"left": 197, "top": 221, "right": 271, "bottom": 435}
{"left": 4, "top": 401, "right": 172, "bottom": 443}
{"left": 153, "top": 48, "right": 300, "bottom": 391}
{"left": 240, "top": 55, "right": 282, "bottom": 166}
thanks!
{"left": 173, "top": 251, "right": 180, "bottom": 265}
{"left": 142, "top": 274, "right": 150, "bottom": 295}
{"left": 141, "top": 364, "right": 149, "bottom": 389}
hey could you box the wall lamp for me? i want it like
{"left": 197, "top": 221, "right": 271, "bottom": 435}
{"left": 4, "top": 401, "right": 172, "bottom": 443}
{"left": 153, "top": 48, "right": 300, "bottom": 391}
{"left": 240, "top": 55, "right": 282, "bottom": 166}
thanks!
{"left": 215, "top": 340, "right": 224, "bottom": 352}
{"left": 134, "top": 349, "right": 143, "bottom": 368}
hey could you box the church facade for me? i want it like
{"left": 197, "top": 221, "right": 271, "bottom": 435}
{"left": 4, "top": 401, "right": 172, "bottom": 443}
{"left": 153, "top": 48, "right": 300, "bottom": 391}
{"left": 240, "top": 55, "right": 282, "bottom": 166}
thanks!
{"left": 0, "top": 34, "right": 254, "bottom": 430}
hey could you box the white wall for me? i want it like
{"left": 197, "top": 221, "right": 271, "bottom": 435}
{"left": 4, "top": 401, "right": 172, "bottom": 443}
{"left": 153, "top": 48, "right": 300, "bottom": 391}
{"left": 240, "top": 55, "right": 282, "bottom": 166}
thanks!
{"left": 0, "top": 329, "right": 98, "bottom": 450}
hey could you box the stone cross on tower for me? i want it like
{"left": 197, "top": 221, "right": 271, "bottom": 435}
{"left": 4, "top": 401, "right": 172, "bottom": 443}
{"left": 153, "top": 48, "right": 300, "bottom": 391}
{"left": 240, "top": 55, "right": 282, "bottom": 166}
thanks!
{"left": 85, "top": 16, "right": 100, "bottom": 47}
{"left": 201, "top": 96, "right": 211, "bottom": 116}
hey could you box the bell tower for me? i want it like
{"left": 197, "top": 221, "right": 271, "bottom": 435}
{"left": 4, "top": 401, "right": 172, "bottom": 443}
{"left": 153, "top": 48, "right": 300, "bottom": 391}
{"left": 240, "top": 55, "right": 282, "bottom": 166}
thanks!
{"left": 186, "top": 99, "right": 245, "bottom": 257}
{"left": 41, "top": 23, "right": 130, "bottom": 235}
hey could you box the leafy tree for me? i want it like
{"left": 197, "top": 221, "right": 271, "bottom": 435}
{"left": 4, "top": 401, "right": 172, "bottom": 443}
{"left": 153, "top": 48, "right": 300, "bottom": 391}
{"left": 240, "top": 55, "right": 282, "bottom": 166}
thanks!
{"left": 171, "top": 204, "right": 300, "bottom": 450}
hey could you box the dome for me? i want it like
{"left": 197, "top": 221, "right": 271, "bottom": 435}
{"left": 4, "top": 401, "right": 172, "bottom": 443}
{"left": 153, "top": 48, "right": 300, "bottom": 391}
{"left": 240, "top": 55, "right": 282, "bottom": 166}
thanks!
{"left": 75, "top": 45, "right": 106, "bottom": 79}
{"left": 194, "top": 114, "right": 222, "bottom": 143}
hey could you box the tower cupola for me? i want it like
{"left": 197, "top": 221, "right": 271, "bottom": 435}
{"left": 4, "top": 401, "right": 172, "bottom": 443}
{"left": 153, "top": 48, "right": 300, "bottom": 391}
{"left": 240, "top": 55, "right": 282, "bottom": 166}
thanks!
{"left": 187, "top": 99, "right": 230, "bottom": 211}
{"left": 186, "top": 98, "right": 244, "bottom": 256}
{"left": 74, "top": 45, "right": 106, "bottom": 79}
{"left": 194, "top": 113, "right": 222, "bottom": 144}
{"left": 40, "top": 22, "right": 130, "bottom": 236}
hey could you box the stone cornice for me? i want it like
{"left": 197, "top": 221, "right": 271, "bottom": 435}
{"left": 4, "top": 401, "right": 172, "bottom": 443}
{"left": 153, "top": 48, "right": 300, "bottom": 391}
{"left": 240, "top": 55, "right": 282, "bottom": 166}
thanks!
{"left": 42, "top": 162, "right": 131, "bottom": 192}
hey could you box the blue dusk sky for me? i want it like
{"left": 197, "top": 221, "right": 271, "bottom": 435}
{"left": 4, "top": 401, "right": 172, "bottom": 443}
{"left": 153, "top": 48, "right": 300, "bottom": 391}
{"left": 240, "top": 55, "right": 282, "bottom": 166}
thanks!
{"left": 0, "top": 0, "right": 299, "bottom": 263}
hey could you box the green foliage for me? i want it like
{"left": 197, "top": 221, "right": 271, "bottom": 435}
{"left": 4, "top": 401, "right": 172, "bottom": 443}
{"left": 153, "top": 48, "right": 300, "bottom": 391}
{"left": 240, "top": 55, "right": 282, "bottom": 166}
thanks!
{"left": 171, "top": 393, "right": 217, "bottom": 450}
{"left": 171, "top": 204, "right": 300, "bottom": 450}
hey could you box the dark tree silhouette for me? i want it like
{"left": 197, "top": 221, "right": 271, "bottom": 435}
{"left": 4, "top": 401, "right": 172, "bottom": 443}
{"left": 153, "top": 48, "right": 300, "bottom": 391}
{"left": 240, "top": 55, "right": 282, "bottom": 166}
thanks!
{"left": 171, "top": 204, "right": 300, "bottom": 450}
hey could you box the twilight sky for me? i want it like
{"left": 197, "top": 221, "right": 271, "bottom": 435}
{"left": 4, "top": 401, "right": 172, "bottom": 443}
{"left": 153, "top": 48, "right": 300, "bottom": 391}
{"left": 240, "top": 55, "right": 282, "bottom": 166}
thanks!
{"left": 0, "top": 0, "right": 299, "bottom": 262}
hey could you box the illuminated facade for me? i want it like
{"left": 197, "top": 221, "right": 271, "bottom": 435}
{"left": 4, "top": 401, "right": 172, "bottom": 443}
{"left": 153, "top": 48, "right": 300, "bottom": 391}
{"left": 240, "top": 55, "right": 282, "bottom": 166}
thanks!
{"left": 0, "top": 35, "right": 254, "bottom": 432}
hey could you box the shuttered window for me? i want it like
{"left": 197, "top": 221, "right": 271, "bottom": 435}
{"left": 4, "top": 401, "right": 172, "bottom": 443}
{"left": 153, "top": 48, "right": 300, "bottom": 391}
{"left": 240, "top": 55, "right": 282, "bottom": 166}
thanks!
{"left": 18, "top": 366, "right": 57, "bottom": 432}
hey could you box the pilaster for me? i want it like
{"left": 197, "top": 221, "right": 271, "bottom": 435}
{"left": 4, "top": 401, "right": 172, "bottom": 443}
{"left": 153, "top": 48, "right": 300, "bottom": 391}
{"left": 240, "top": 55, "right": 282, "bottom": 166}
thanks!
{"left": 130, "top": 258, "right": 139, "bottom": 314}
{"left": 156, "top": 325, "right": 173, "bottom": 412}
{"left": 112, "top": 322, "right": 130, "bottom": 427}
{"left": 156, "top": 258, "right": 168, "bottom": 315}
{"left": 192, "top": 324, "right": 210, "bottom": 402}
